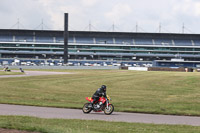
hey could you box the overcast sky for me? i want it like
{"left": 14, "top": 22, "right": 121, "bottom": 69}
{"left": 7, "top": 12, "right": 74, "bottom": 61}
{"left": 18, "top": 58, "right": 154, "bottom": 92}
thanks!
{"left": 0, "top": 0, "right": 200, "bottom": 33}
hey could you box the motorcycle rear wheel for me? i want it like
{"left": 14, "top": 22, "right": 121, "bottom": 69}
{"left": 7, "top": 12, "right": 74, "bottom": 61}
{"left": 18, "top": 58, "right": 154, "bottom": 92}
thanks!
{"left": 82, "top": 103, "right": 92, "bottom": 114}
{"left": 104, "top": 104, "right": 114, "bottom": 115}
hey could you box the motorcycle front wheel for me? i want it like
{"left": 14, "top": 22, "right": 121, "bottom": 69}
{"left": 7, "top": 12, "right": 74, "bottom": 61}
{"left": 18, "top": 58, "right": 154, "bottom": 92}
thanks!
{"left": 82, "top": 103, "right": 92, "bottom": 114}
{"left": 104, "top": 104, "right": 114, "bottom": 115}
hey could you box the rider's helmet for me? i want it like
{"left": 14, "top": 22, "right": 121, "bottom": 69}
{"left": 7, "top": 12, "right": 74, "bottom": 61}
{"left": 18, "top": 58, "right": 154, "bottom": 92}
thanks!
{"left": 101, "top": 85, "right": 107, "bottom": 92}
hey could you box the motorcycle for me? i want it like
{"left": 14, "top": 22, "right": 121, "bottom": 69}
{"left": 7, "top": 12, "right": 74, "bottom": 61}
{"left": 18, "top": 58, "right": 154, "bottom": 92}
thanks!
{"left": 82, "top": 95, "right": 114, "bottom": 115}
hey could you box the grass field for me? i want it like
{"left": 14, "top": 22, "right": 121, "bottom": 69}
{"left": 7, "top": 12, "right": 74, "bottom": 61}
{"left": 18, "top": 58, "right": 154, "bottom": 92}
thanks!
{"left": 0, "top": 70, "right": 200, "bottom": 116}
{"left": 0, "top": 116, "right": 200, "bottom": 133}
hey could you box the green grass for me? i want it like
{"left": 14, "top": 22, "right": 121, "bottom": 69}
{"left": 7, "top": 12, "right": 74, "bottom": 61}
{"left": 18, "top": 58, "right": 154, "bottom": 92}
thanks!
{"left": 0, "top": 116, "right": 200, "bottom": 133}
{"left": 0, "top": 70, "right": 200, "bottom": 116}
{"left": 0, "top": 71, "right": 24, "bottom": 75}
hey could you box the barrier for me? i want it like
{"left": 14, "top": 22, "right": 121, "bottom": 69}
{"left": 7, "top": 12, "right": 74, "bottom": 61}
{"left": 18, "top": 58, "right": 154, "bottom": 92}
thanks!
{"left": 148, "top": 67, "right": 185, "bottom": 72}
{"left": 128, "top": 67, "right": 148, "bottom": 71}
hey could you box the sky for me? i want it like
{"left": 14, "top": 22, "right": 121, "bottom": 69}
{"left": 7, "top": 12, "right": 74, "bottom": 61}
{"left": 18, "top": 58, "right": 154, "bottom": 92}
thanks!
{"left": 0, "top": 0, "right": 200, "bottom": 33}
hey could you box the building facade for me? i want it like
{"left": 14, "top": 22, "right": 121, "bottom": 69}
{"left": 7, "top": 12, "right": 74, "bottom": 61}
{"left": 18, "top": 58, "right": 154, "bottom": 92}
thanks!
{"left": 0, "top": 29, "right": 200, "bottom": 67}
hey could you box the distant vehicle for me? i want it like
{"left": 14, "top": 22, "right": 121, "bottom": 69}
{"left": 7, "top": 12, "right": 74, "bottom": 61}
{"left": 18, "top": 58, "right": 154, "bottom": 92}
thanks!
{"left": 40, "top": 62, "right": 45, "bottom": 66}
{"left": 44, "top": 62, "right": 49, "bottom": 66}
{"left": 67, "top": 62, "right": 74, "bottom": 66}
{"left": 93, "top": 63, "right": 101, "bottom": 66}
{"left": 103, "top": 63, "right": 108, "bottom": 66}
{"left": 11, "top": 62, "right": 15, "bottom": 66}
{"left": 26, "top": 62, "right": 31, "bottom": 66}
{"left": 31, "top": 63, "right": 36, "bottom": 66}
{"left": 146, "top": 64, "right": 153, "bottom": 67}
{"left": 57, "top": 63, "right": 63, "bottom": 66}
{"left": 84, "top": 63, "right": 91, "bottom": 66}
{"left": 133, "top": 64, "right": 140, "bottom": 67}
{"left": 21, "top": 62, "right": 26, "bottom": 66}
{"left": 124, "top": 64, "right": 132, "bottom": 67}
{"left": 112, "top": 63, "right": 121, "bottom": 66}
{"left": 2, "top": 61, "right": 8, "bottom": 65}
{"left": 49, "top": 63, "right": 54, "bottom": 66}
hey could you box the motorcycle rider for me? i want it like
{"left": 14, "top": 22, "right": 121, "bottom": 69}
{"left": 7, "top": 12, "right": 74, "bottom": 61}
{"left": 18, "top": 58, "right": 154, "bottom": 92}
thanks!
{"left": 89, "top": 85, "right": 107, "bottom": 108}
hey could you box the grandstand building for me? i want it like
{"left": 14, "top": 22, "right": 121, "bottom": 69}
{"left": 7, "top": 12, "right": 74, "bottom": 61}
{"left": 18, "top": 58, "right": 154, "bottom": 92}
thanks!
{"left": 0, "top": 29, "right": 200, "bottom": 67}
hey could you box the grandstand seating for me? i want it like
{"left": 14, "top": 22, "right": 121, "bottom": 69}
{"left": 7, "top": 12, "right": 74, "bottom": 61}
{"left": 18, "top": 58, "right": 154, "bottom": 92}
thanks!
{"left": 76, "top": 37, "right": 93, "bottom": 44}
{"left": 115, "top": 38, "right": 133, "bottom": 44}
{"left": 174, "top": 39, "right": 192, "bottom": 46}
{"left": 15, "top": 36, "right": 33, "bottom": 42}
{"left": 0, "top": 36, "right": 13, "bottom": 42}
{"left": 95, "top": 37, "right": 113, "bottom": 44}
{"left": 35, "top": 36, "right": 53, "bottom": 43}
{"left": 0, "top": 35, "right": 197, "bottom": 47}
{"left": 135, "top": 38, "right": 153, "bottom": 45}
{"left": 56, "top": 37, "right": 64, "bottom": 43}
{"left": 193, "top": 40, "right": 200, "bottom": 46}
{"left": 56, "top": 37, "right": 74, "bottom": 43}
{"left": 154, "top": 39, "right": 173, "bottom": 46}
{"left": 68, "top": 37, "right": 73, "bottom": 43}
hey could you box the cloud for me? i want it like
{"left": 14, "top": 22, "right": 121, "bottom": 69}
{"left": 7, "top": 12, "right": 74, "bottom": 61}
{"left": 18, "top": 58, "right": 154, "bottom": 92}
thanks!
{"left": 36, "top": 1, "right": 87, "bottom": 30}
{"left": 0, "top": 0, "right": 52, "bottom": 29}
{"left": 81, "top": 0, "right": 99, "bottom": 7}
{"left": 0, "top": 0, "right": 200, "bottom": 33}
{"left": 172, "top": 0, "right": 200, "bottom": 16}
{"left": 105, "top": 3, "right": 132, "bottom": 23}
{"left": 194, "top": 2, "right": 200, "bottom": 16}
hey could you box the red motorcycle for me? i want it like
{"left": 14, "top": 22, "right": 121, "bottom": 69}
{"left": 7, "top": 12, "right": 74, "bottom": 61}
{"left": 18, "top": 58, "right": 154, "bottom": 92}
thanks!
{"left": 82, "top": 95, "right": 114, "bottom": 115}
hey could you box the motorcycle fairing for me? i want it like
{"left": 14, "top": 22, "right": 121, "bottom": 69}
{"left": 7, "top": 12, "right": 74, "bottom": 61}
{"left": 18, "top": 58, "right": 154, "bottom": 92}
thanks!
{"left": 86, "top": 97, "right": 93, "bottom": 102}
{"left": 86, "top": 97, "right": 107, "bottom": 104}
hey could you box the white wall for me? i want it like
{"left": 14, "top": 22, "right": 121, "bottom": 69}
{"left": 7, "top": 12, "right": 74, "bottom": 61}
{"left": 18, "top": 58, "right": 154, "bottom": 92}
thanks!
{"left": 128, "top": 67, "right": 148, "bottom": 71}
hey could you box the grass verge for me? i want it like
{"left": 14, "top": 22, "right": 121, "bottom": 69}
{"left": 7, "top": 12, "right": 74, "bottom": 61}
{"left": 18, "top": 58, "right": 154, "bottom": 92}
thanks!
{"left": 0, "top": 116, "right": 200, "bottom": 133}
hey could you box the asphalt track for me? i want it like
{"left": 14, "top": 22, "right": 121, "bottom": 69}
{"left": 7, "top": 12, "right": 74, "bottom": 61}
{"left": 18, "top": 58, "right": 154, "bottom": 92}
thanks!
{"left": 0, "top": 70, "right": 200, "bottom": 126}
{"left": 0, "top": 70, "right": 73, "bottom": 78}
{"left": 0, "top": 104, "right": 200, "bottom": 126}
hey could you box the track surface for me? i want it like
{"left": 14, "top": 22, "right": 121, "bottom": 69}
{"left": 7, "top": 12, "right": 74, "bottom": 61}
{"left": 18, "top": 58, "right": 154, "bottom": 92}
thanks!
{"left": 0, "top": 104, "right": 200, "bottom": 126}
{"left": 0, "top": 70, "right": 73, "bottom": 78}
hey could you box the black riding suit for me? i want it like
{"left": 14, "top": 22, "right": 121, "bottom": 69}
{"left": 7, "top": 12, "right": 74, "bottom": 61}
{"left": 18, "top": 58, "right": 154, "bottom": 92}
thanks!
{"left": 92, "top": 88, "right": 107, "bottom": 105}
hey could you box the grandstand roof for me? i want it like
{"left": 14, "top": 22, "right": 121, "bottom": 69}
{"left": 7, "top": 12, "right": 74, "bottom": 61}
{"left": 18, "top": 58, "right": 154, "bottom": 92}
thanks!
{"left": 1, "top": 29, "right": 200, "bottom": 40}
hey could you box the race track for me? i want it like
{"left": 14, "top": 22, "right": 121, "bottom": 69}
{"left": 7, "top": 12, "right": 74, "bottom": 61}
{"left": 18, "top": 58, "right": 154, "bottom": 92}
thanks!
{"left": 0, "top": 70, "right": 73, "bottom": 78}
{"left": 0, "top": 104, "right": 200, "bottom": 126}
